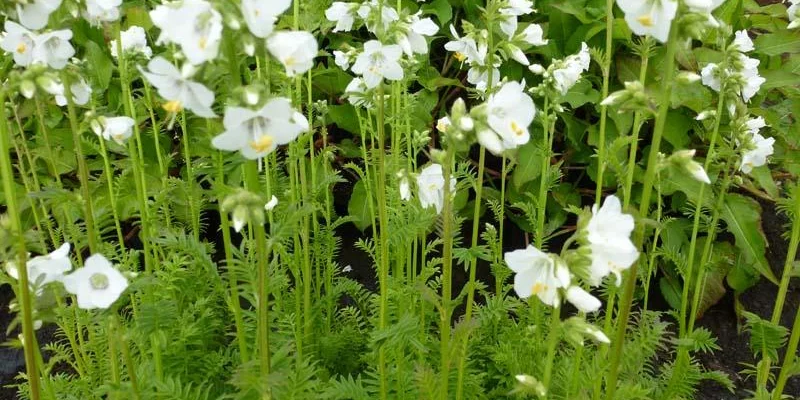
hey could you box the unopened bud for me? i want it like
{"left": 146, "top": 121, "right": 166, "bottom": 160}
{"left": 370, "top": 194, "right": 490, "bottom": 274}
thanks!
{"left": 20, "top": 80, "right": 36, "bottom": 99}
{"left": 528, "top": 64, "right": 545, "bottom": 74}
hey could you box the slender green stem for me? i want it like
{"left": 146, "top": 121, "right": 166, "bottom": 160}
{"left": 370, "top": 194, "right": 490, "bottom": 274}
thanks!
{"left": 179, "top": 112, "right": 200, "bottom": 240}
{"left": 118, "top": 320, "right": 141, "bottom": 400}
{"left": 98, "top": 139, "right": 126, "bottom": 247}
{"left": 622, "top": 44, "right": 651, "bottom": 209}
{"left": 376, "top": 83, "right": 391, "bottom": 400}
{"left": 108, "top": 318, "right": 120, "bottom": 400}
{"left": 595, "top": 0, "right": 614, "bottom": 205}
{"left": 142, "top": 82, "right": 172, "bottom": 228}
{"left": 605, "top": 23, "right": 679, "bottom": 400}
{"left": 0, "top": 91, "right": 42, "bottom": 400}
{"left": 535, "top": 97, "right": 554, "bottom": 249}
{"left": 541, "top": 307, "right": 562, "bottom": 394}
{"left": 440, "top": 149, "right": 456, "bottom": 400}
{"left": 774, "top": 288, "right": 800, "bottom": 399}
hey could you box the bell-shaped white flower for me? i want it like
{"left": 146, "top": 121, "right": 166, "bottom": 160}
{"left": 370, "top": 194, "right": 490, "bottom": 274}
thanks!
{"left": 93, "top": 116, "right": 135, "bottom": 144}
{"left": 52, "top": 77, "right": 92, "bottom": 107}
{"left": 351, "top": 40, "right": 403, "bottom": 88}
{"left": 416, "top": 163, "right": 456, "bottom": 214}
{"left": 138, "top": 56, "right": 216, "bottom": 118}
{"left": 738, "top": 55, "right": 765, "bottom": 102}
{"left": 84, "top": 0, "right": 122, "bottom": 25}
{"left": 732, "top": 30, "right": 754, "bottom": 53}
{"left": 31, "top": 29, "right": 75, "bottom": 70}
{"left": 267, "top": 31, "right": 318, "bottom": 77}
{"left": 241, "top": 0, "right": 291, "bottom": 38}
{"left": 344, "top": 77, "right": 371, "bottom": 107}
{"left": 467, "top": 65, "right": 500, "bottom": 92}
{"left": 519, "top": 24, "right": 548, "bottom": 46}
{"left": 325, "top": 2, "right": 358, "bottom": 32}
{"left": 333, "top": 50, "right": 350, "bottom": 70}
{"left": 504, "top": 245, "right": 570, "bottom": 306}
{"left": 16, "top": 0, "right": 62, "bottom": 30}
{"left": 397, "top": 12, "right": 439, "bottom": 56}
{"left": 62, "top": 254, "right": 129, "bottom": 310}
{"left": 566, "top": 286, "right": 602, "bottom": 313}
{"left": 1, "top": 21, "right": 36, "bottom": 67}
{"left": 740, "top": 132, "right": 775, "bottom": 174}
{"left": 477, "top": 80, "right": 536, "bottom": 155}
{"left": 150, "top": 0, "right": 223, "bottom": 65}
{"left": 444, "top": 25, "right": 487, "bottom": 65}
{"left": 552, "top": 42, "right": 591, "bottom": 95}
{"left": 6, "top": 243, "right": 72, "bottom": 293}
{"left": 264, "top": 195, "right": 279, "bottom": 211}
{"left": 110, "top": 26, "right": 152, "bottom": 59}
{"left": 499, "top": 0, "right": 534, "bottom": 39}
{"left": 585, "top": 195, "right": 639, "bottom": 286}
{"left": 585, "top": 326, "right": 611, "bottom": 343}
{"left": 700, "top": 63, "right": 721, "bottom": 92}
{"left": 746, "top": 116, "right": 767, "bottom": 134}
{"left": 211, "top": 99, "right": 308, "bottom": 160}
{"left": 616, "top": 0, "right": 678, "bottom": 43}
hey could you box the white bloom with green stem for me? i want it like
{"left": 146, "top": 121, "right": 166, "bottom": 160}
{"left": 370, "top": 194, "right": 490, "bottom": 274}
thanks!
{"left": 344, "top": 77, "right": 370, "bottom": 107}
{"left": 397, "top": 12, "right": 438, "bottom": 56}
{"left": 333, "top": 50, "right": 350, "bottom": 69}
{"left": 616, "top": 0, "right": 678, "bottom": 43}
{"left": 444, "top": 25, "right": 487, "bottom": 65}
{"left": 150, "top": 0, "right": 223, "bottom": 65}
{"left": 211, "top": 99, "right": 309, "bottom": 160}
{"left": 84, "top": 0, "right": 122, "bottom": 25}
{"left": 6, "top": 243, "right": 72, "bottom": 293}
{"left": 110, "top": 26, "right": 152, "bottom": 59}
{"left": 504, "top": 245, "right": 570, "bottom": 306}
{"left": 326, "top": 2, "right": 358, "bottom": 32}
{"left": 1, "top": 21, "right": 36, "bottom": 67}
{"left": 519, "top": 24, "right": 548, "bottom": 46}
{"left": 31, "top": 29, "right": 75, "bottom": 70}
{"left": 790, "top": 0, "right": 800, "bottom": 29}
{"left": 138, "top": 56, "right": 216, "bottom": 118}
{"left": 467, "top": 65, "right": 500, "bottom": 92}
{"left": 351, "top": 40, "right": 404, "bottom": 88}
{"left": 738, "top": 55, "right": 765, "bottom": 102}
{"left": 264, "top": 195, "right": 279, "bottom": 211}
{"left": 476, "top": 80, "right": 536, "bottom": 155}
{"left": 732, "top": 30, "right": 754, "bottom": 53}
{"left": 552, "top": 42, "right": 591, "bottom": 95}
{"left": 740, "top": 132, "right": 775, "bottom": 174}
{"left": 241, "top": 0, "right": 291, "bottom": 38}
{"left": 52, "top": 77, "right": 92, "bottom": 107}
{"left": 93, "top": 116, "right": 135, "bottom": 144}
{"left": 266, "top": 31, "right": 318, "bottom": 77}
{"left": 585, "top": 195, "right": 639, "bottom": 286}
{"left": 62, "top": 254, "right": 129, "bottom": 310}
{"left": 416, "top": 163, "right": 456, "bottom": 214}
{"left": 499, "top": 0, "right": 535, "bottom": 39}
{"left": 16, "top": 0, "right": 62, "bottom": 30}
{"left": 566, "top": 286, "right": 602, "bottom": 313}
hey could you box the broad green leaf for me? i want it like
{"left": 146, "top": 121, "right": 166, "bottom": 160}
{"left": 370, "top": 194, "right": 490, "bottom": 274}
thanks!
{"left": 348, "top": 180, "right": 373, "bottom": 232}
{"left": 660, "top": 276, "right": 682, "bottom": 311}
{"left": 329, "top": 104, "right": 360, "bottom": 135}
{"left": 85, "top": 41, "right": 113, "bottom": 90}
{"left": 760, "top": 68, "right": 800, "bottom": 91}
{"left": 562, "top": 79, "right": 600, "bottom": 109}
{"left": 662, "top": 110, "right": 692, "bottom": 150}
{"left": 754, "top": 31, "right": 800, "bottom": 56}
{"left": 511, "top": 141, "right": 544, "bottom": 189}
{"left": 749, "top": 165, "right": 779, "bottom": 199}
{"left": 720, "top": 193, "right": 778, "bottom": 284}
{"left": 422, "top": 0, "right": 452, "bottom": 25}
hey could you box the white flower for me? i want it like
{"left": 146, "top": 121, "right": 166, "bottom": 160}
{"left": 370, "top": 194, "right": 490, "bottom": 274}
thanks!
{"left": 53, "top": 77, "right": 92, "bottom": 107}
{"left": 358, "top": 1, "right": 399, "bottom": 33}
{"left": 16, "top": 0, "right": 62, "bottom": 30}
{"left": 519, "top": 24, "right": 548, "bottom": 46}
{"left": 507, "top": 43, "right": 529, "bottom": 65}
{"left": 700, "top": 63, "right": 721, "bottom": 92}
{"left": 150, "top": 0, "right": 223, "bottom": 65}
{"left": 740, "top": 132, "right": 775, "bottom": 174}
{"left": 585, "top": 195, "right": 639, "bottom": 286}
{"left": 746, "top": 116, "right": 767, "bottom": 134}
{"left": 31, "top": 29, "right": 75, "bottom": 70}
{"left": 477, "top": 81, "right": 536, "bottom": 155}
{"left": 62, "top": 254, "right": 129, "bottom": 310}
{"left": 444, "top": 25, "right": 487, "bottom": 65}
{"left": 552, "top": 42, "right": 591, "bottom": 95}
{"left": 93, "top": 116, "right": 135, "bottom": 144}
{"left": 342, "top": 265, "right": 353, "bottom": 273}
{"left": 467, "top": 66, "right": 500, "bottom": 92}
{"left": 267, "top": 31, "right": 318, "bottom": 77}
{"left": 211, "top": 99, "right": 308, "bottom": 160}
{"left": 264, "top": 195, "right": 279, "bottom": 211}
{"left": 351, "top": 40, "right": 403, "bottom": 88}
{"left": 138, "top": 56, "right": 216, "bottom": 118}
{"left": 566, "top": 286, "right": 602, "bottom": 313}
{"left": 333, "top": 50, "right": 350, "bottom": 70}
{"left": 417, "top": 163, "right": 456, "bottom": 214}
{"left": 790, "top": 1, "right": 800, "bottom": 30}
{"left": 6, "top": 243, "right": 72, "bottom": 293}
{"left": 695, "top": 110, "right": 715, "bottom": 121}
{"left": 399, "top": 175, "right": 411, "bottom": 201}
{"left": 738, "top": 55, "right": 765, "bottom": 102}
{"left": 397, "top": 12, "right": 438, "bottom": 56}
{"left": 685, "top": 0, "right": 725, "bottom": 12}
{"left": 110, "top": 26, "right": 152, "bottom": 59}
{"left": 325, "top": 2, "right": 358, "bottom": 32}
{"left": 344, "top": 77, "right": 371, "bottom": 107}
{"left": 84, "top": 0, "right": 122, "bottom": 25}
{"left": 1, "top": 21, "right": 36, "bottom": 67}
{"left": 585, "top": 326, "right": 610, "bottom": 343}
{"left": 499, "top": 0, "right": 534, "bottom": 39}
{"left": 732, "top": 30, "right": 754, "bottom": 53}
{"left": 504, "top": 245, "right": 570, "bottom": 306}
{"left": 241, "top": 0, "right": 291, "bottom": 38}
{"left": 677, "top": 149, "right": 712, "bottom": 184}
{"left": 437, "top": 116, "right": 452, "bottom": 133}
{"left": 616, "top": 0, "right": 679, "bottom": 43}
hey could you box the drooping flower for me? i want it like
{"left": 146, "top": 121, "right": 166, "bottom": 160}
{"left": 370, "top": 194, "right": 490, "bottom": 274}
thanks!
{"left": 552, "top": 42, "right": 591, "bottom": 95}
{"left": 31, "top": 29, "right": 75, "bottom": 70}
{"left": 16, "top": 0, "right": 63, "bottom": 30}
{"left": 241, "top": 0, "right": 291, "bottom": 38}
{"left": 700, "top": 63, "right": 722, "bottom": 92}
{"left": 444, "top": 25, "right": 487, "bottom": 65}
{"left": 333, "top": 50, "right": 351, "bottom": 70}
{"left": 740, "top": 131, "right": 775, "bottom": 174}
{"left": 416, "top": 163, "right": 456, "bottom": 214}
{"left": 738, "top": 55, "right": 765, "bottom": 102}
{"left": 6, "top": 243, "right": 72, "bottom": 293}
{"left": 92, "top": 116, "right": 135, "bottom": 144}
{"left": 504, "top": 245, "right": 570, "bottom": 306}
{"left": 0, "top": 21, "right": 36, "bottom": 67}
{"left": 351, "top": 40, "right": 404, "bottom": 88}
{"left": 138, "top": 56, "right": 216, "bottom": 118}
{"left": 326, "top": 2, "right": 358, "bottom": 32}
{"left": 476, "top": 80, "right": 536, "bottom": 155}
{"left": 467, "top": 65, "right": 501, "bottom": 92}
{"left": 62, "top": 254, "right": 129, "bottom": 310}
{"left": 732, "top": 30, "right": 754, "bottom": 53}
{"left": 84, "top": 0, "right": 122, "bottom": 25}
{"left": 110, "top": 26, "right": 152, "bottom": 59}
{"left": 616, "top": 0, "right": 679, "bottom": 43}
{"left": 566, "top": 286, "right": 602, "bottom": 313}
{"left": 52, "top": 77, "right": 92, "bottom": 107}
{"left": 211, "top": 99, "right": 309, "bottom": 160}
{"left": 150, "top": 0, "right": 223, "bottom": 65}
{"left": 344, "top": 77, "right": 371, "bottom": 107}
{"left": 519, "top": 24, "right": 548, "bottom": 46}
{"left": 397, "top": 12, "right": 439, "bottom": 56}
{"left": 499, "top": 0, "right": 535, "bottom": 39}
{"left": 264, "top": 195, "right": 279, "bottom": 211}
{"left": 399, "top": 176, "right": 411, "bottom": 201}
{"left": 266, "top": 31, "right": 318, "bottom": 77}
{"left": 585, "top": 195, "right": 639, "bottom": 286}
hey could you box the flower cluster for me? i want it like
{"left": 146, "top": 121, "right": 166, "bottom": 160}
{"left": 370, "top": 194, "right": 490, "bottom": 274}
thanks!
{"left": 473, "top": 80, "right": 537, "bottom": 155}
{"left": 738, "top": 116, "right": 775, "bottom": 174}
{"left": 700, "top": 30, "right": 765, "bottom": 105}
{"left": 529, "top": 42, "right": 591, "bottom": 97}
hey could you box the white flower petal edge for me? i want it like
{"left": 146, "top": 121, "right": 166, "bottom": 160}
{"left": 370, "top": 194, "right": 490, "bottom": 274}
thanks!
{"left": 504, "top": 245, "right": 570, "bottom": 307}
{"left": 62, "top": 254, "right": 128, "bottom": 310}
{"left": 267, "top": 31, "right": 318, "bottom": 77}
{"left": 416, "top": 163, "right": 456, "bottom": 214}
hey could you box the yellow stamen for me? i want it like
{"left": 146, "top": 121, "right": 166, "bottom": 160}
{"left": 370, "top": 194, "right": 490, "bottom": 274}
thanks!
{"left": 284, "top": 56, "right": 296, "bottom": 67}
{"left": 249, "top": 135, "right": 274, "bottom": 153}
{"left": 637, "top": 14, "right": 654, "bottom": 27}
{"left": 199, "top": 37, "right": 208, "bottom": 50}
{"left": 532, "top": 282, "right": 548, "bottom": 295}
{"left": 511, "top": 121, "right": 525, "bottom": 136}
{"left": 454, "top": 52, "right": 467, "bottom": 62}
{"left": 16, "top": 42, "right": 26, "bottom": 54}
{"left": 254, "top": 9, "right": 260, "bottom": 17}
{"left": 162, "top": 100, "right": 183, "bottom": 113}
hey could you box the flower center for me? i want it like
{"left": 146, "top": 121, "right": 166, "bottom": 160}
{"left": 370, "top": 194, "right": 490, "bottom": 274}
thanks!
{"left": 284, "top": 56, "right": 296, "bottom": 67}
{"left": 162, "top": 100, "right": 183, "bottom": 113}
{"left": 199, "top": 37, "right": 208, "bottom": 50}
{"left": 16, "top": 42, "right": 26, "bottom": 54}
{"left": 510, "top": 121, "right": 525, "bottom": 136}
{"left": 637, "top": 14, "right": 654, "bottom": 27}
{"left": 454, "top": 52, "right": 467, "bottom": 62}
{"left": 89, "top": 273, "right": 109, "bottom": 290}
{"left": 531, "top": 282, "right": 548, "bottom": 295}
{"left": 249, "top": 135, "right": 274, "bottom": 153}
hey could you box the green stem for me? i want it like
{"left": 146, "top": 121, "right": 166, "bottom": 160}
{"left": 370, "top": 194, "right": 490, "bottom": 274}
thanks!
{"left": 595, "top": 0, "right": 614, "bottom": 205}
{"left": 440, "top": 149, "right": 456, "bottom": 400}
{"left": 622, "top": 43, "right": 651, "bottom": 209}
{"left": 0, "top": 91, "right": 42, "bottom": 400}
{"left": 98, "top": 139, "right": 126, "bottom": 247}
{"left": 535, "top": 97, "right": 554, "bottom": 249}
{"left": 541, "top": 307, "right": 562, "bottom": 395}
{"left": 773, "top": 288, "right": 800, "bottom": 399}
{"left": 605, "top": 23, "right": 679, "bottom": 400}
{"left": 108, "top": 317, "right": 120, "bottom": 400}
{"left": 376, "top": 83, "right": 391, "bottom": 400}
{"left": 179, "top": 111, "right": 200, "bottom": 240}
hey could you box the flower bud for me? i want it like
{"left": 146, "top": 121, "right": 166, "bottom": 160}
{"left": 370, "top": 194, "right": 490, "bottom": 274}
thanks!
{"left": 528, "top": 63, "right": 545, "bottom": 74}
{"left": 20, "top": 80, "right": 36, "bottom": 99}
{"left": 677, "top": 71, "right": 702, "bottom": 84}
{"left": 458, "top": 116, "right": 474, "bottom": 132}
{"left": 695, "top": 110, "right": 715, "bottom": 121}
